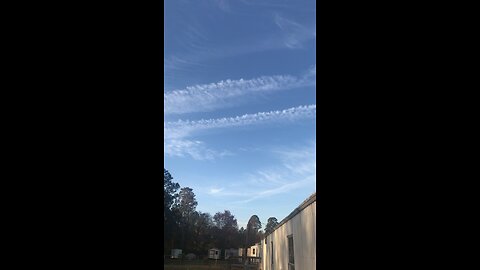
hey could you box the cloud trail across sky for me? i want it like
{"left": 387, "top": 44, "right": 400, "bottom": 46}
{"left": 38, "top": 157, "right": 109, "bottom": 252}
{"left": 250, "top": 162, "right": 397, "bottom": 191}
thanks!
{"left": 165, "top": 0, "right": 316, "bottom": 231}
{"left": 164, "top": 67, "right": 315, "bottom": 115}
{"left": 164, "top": 104, "right": 316, "bottom": 139}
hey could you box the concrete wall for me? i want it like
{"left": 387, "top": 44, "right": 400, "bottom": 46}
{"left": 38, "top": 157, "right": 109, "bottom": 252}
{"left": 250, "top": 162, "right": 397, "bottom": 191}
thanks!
{"left": 262, "top": 201, "right": 316, "bottom": 270}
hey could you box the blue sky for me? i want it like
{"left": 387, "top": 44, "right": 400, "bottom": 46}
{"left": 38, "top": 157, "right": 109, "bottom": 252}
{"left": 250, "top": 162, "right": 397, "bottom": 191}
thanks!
{"left": 164, "top": 0, "right": 316, "bottom": 229}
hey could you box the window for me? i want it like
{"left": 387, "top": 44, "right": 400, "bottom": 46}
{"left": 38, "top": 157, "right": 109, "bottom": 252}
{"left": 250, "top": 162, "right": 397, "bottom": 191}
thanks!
{"left": 288, "top": 235, "right": 295, "bottom": 270}
{"left": 271, "top": 241, "right": 274, "bottom": 265}
{"left": 215, "top": 250, "right": 218, "bottom": 255}
{"left": 253, "top": 248, "right": 255, "bottom": 255}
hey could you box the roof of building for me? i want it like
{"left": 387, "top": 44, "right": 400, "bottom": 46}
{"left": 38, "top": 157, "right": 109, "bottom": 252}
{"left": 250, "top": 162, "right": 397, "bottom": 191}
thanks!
{"left": 264, "top": 192, "right": 316, "bottom": 238}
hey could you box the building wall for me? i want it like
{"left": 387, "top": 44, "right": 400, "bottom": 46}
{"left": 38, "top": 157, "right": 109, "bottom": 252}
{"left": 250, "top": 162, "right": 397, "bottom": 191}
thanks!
{"left": 262, "top": 201, "right": 316, "bottom": 270}
{"left": 248, "top": 244, "right": 261, "bottom": 257}
{"left": 208, "top": 249, "right": 220, "bottom": 259}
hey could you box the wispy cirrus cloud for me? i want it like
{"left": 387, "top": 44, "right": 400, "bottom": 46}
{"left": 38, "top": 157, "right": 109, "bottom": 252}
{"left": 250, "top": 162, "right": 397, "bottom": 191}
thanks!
{"left": 164, "top": 13, "right": 315, "bottom": 73}
{"left": 274, "top": 13, "right": 316, "bottom": 49}
{"left": 206, "top": 189, "right": 250, "bottom": 197}
{"left": 240, "top": 175, "right": 315, "bottom": 203}
{"left": 164, "top": 104, "right": 316, "bottom": 139}
{"left": 237, "top": 142, "right": 316, "bottom": 203}
{"left": 213, "top": 0, "right": 231, "bottom": 11}
{"left": 164, "top": 67, "right": 315, "bottom": 115}
{"left": 208, "top": 187, "right": 225, "bottom": 194}
{"left": 164, "top": 105, "right": 315, "bottom": 160}
{"left": 206, "top": 142, "right": 316, "bottom": 202}
{"left": 164, "top": 139, "right": 232, "bottom": 161}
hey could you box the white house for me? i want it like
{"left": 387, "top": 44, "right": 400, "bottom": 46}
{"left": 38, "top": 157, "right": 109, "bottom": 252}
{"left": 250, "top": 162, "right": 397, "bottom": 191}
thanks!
{"left": 262, "top": 192, "right": 316, "bottom": 270}
{"left": 248, "top": 243, "right": 261, "bottom": 257}
{"left": 208, "top": 248, "right": 221, "bottom": 260}
{"left": 170, "top": 249, "right": 182, "bottom": 259}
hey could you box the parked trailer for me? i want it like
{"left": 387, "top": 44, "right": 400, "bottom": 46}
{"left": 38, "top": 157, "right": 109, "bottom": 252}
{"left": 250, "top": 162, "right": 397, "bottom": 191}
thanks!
{"left": 238, "top": 248, "right": 244, "bottom": 257}
{"left": 171, "top": 249, "right": 182, "bottom": 259}
{"left": 208, "top": 248, "right": 220, "bottom": 260}
{"left": 262, "top": 192, "right": 316, "bottom": 270}
{"left": 248, "top": 243, "right": 261, "bottom": 257}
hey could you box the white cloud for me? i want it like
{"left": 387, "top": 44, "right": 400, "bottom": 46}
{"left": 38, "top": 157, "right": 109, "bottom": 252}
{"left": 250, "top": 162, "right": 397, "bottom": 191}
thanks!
{"left": 206, "top": 189, "right": 251, "bottom": 197}
{"left": 234, "top": 142, "right": 316, "bottom": 203}
{"left": 164, "top": 104, "right": 316, "bottom": 139}
{"left": 213, "top": 0, "right": 231, "bottom": 11}
{"left": 209, "top": 188, "right": 225, "bottom": 194}
{"left": 164, "top": 105, "right": 315, "bottom": 160}
{"left": 164, "top": 68, "right": 315, "bottom": 115}
{"left": 164, "top": 139, "right": 232, "bottom": 160}
{"left": 274, "top": 13, "right": 316, "bottom": 49}
{"left": 306, "top": 64, "right": 316, "bottom": 78}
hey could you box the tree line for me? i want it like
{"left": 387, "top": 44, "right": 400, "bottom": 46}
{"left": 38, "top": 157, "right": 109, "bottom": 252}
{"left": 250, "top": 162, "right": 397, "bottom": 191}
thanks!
{"left": 164, "top": 168, "right": 279, "bottom": 257}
